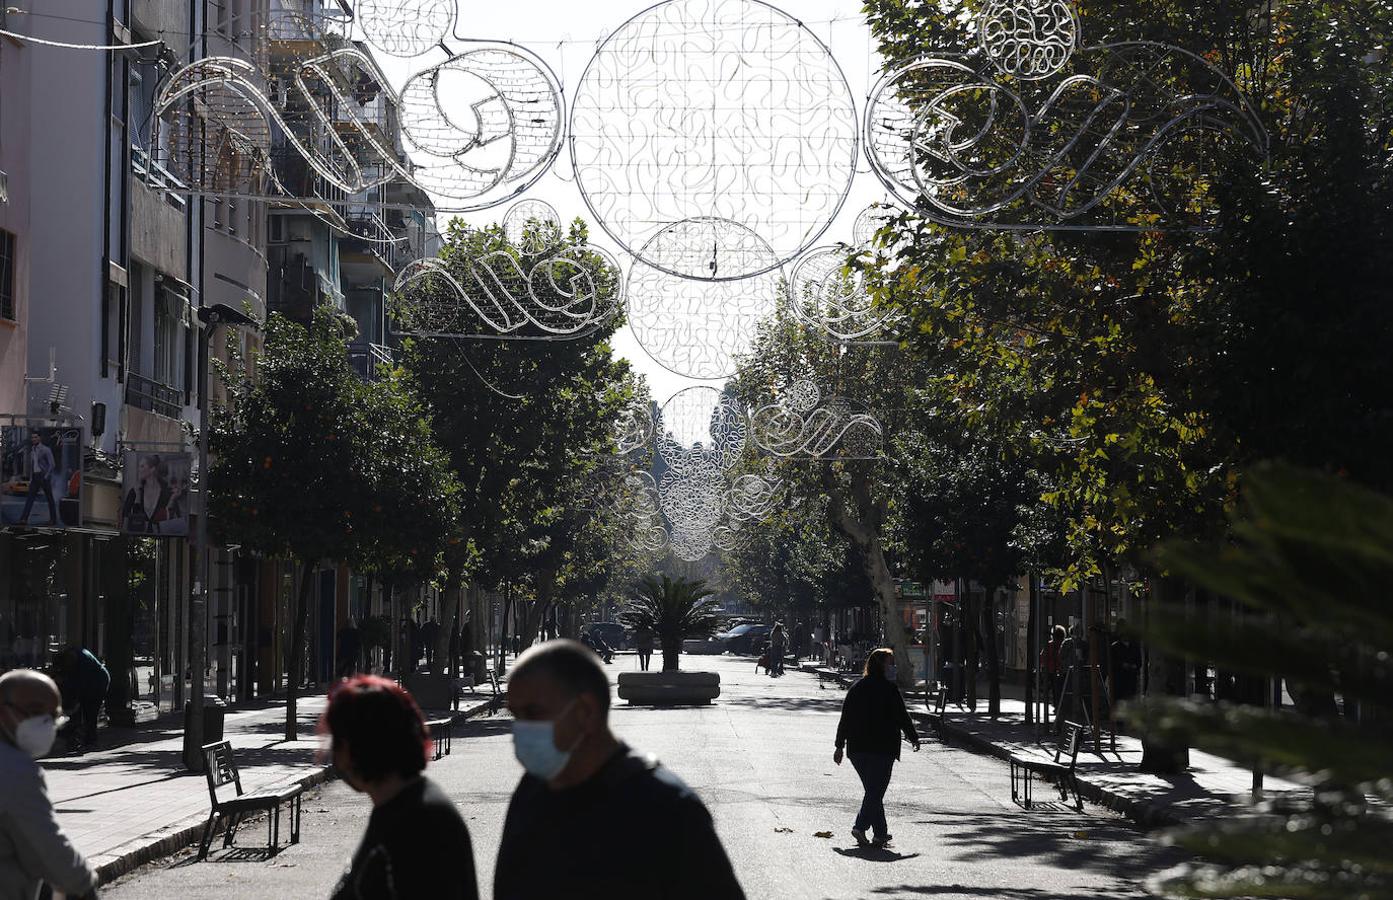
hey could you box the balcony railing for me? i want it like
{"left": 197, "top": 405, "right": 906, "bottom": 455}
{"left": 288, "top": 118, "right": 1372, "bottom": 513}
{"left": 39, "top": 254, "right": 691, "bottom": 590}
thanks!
{"left": 347, "top": 342, "right": 393, "bottom": 381}
{"left": 126, "top": 372, "right": 184, "bottom": 419}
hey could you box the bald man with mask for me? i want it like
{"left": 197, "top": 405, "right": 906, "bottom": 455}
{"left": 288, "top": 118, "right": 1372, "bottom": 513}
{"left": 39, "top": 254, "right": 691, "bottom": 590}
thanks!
{"left": 494, "top": 640, "right": 744, "bottom": 900}
{"left": 0, "top": 669, "right": 97, "bottom": 900}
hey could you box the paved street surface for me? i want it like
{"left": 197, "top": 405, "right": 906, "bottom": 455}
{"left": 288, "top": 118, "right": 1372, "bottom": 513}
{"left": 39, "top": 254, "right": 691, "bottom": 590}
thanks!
{"left": 105, "top": 656, "right": 1185, "bottom": 899}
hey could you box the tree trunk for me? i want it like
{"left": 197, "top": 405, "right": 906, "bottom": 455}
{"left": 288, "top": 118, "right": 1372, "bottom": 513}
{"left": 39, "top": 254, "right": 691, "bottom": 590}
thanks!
{"left": 432, "top": 572, "right": 463, "bottom": 676}
{"left": 1025, "top": 574, "right": 1038, "bottom": 725}
{"left": 826, "top": 471, "right": 915, "bottom": 691}
{"left": 965, "top": 590, "right": 979, "bottom": 712}
{"left": 661, "top": 644, "right": 680, "bottom": 672}
{"left": 984, "top": 588, "right": 1002, "bottom": 718}
{"left": 285, "top": 561, "right": 315, "bottom": 742}
{"left": 498, "top": 585, "right": 512, "bottom": 675}
{"left": 1138, "top": 574, "right": 1190, "bottom": 774}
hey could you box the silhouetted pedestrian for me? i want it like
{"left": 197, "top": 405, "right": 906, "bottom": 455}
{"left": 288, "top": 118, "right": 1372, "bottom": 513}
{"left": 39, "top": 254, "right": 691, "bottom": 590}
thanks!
{"left": 834, "top": 648, "right": 920, "bottom": 848}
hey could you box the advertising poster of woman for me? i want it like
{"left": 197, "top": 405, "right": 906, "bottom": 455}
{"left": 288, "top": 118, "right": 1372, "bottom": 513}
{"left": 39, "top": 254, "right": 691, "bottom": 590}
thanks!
{"left": 120, "top": 450, "right": 193, "bottom": 537}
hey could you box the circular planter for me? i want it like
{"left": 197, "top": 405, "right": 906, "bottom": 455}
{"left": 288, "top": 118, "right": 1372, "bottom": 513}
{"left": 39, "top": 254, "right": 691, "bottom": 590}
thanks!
{"left": 617, "top": 670, "right": 721, "bottom": 706}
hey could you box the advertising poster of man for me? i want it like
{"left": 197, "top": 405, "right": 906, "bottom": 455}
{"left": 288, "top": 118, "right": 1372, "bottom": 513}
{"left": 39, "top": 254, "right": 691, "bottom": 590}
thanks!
{"left": 120, "top": 450, "right": 193, "bottom": 537}
{"left": 0, "top": 424, "right": 84, "bottom": 528}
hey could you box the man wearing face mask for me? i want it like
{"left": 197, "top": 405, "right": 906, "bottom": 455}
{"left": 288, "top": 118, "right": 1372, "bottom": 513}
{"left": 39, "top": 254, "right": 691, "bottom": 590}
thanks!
{"left": 0, "top": 669, "right": 98, "bottom": 900}
{"left": 833, "top": 648, "right": 920, "bottom": 848}
{"left": 494, "top": 640, "right": 745, "bottom": 900}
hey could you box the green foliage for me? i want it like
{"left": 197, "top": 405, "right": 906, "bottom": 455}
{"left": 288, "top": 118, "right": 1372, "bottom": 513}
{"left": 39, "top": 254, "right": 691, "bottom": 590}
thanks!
{"left": 210, "top": 307, "right": 457, "bottom": 736}
{"left": 722, "top": 494, "right": 865, "bottom": 617}
{"left": 617, "top": 575, "right": 721, "bottom": 666}
{"left": 211, "top": 307, "right": 456, "bottom": 578}
{"left": 1132, "top": 464, "right": 1393, "bottom": 899}
{"left": 400, "top": 218, "right": 635, "bottom": 632}
{"left": 859, "top": 0, "right": 1393, "bottom": 587}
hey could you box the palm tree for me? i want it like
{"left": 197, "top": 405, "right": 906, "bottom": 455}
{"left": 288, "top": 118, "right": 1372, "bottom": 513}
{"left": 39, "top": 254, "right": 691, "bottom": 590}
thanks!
{"left": 618, "top": 574, "right": 721, "bottom": 672}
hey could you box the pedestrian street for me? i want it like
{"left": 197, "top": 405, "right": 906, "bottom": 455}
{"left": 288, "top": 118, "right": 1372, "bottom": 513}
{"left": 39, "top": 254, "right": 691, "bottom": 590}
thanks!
{"left": 103, "top": 655, "right": 1183, "bottom": 900}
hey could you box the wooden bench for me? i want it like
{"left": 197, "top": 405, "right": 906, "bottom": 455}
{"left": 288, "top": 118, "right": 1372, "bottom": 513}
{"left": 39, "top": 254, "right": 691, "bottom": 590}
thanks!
{"left": 1009, "top": 720, "right": 1084, "bottom": 811}
{"left": 425, "top": 715, "right": 453, "bottom": 760}
{"left": 924, "top": 687, "right": 948, "bottom": 734}
{"left": 199, "top": 741, "right": 303, "bottom": 860}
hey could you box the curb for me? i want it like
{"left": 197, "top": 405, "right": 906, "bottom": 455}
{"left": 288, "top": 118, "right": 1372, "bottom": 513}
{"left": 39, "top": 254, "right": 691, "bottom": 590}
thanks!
{"left": 913, "top": 712, "right": 1183, "bottom": 830}
{"left": 94, "top": 698, "right": 496, "bottom": 886}
{"left": 93, "top": 763, "right": 337, "bottom": 886}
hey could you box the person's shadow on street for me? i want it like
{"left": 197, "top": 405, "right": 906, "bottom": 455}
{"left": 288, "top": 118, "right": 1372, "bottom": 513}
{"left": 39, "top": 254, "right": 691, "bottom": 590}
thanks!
{"left": 833, "top": 846, "right": 922, "bottom": 862}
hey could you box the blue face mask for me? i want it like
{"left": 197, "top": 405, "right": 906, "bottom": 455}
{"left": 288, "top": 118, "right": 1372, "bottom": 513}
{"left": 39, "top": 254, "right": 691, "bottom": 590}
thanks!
{"left": 512, "top": 701, "right": 579, "bottom": 781}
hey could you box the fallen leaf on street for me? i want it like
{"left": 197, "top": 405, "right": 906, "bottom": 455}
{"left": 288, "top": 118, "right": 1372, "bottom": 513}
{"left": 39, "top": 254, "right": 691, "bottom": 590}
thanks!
{"left": 813, "top": 831, "right": 834, "bottom": 839}
{"left": 774, "top": 826, "right": 793, "bottom": 833}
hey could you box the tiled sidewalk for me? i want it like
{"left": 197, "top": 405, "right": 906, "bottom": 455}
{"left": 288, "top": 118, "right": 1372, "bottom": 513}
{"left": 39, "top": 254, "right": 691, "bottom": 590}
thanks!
{"left": 46, "top": 696, "right": 332, "bottom": 881}
{"left": 920, "top": 696, "right": 1306, "bottom": 827}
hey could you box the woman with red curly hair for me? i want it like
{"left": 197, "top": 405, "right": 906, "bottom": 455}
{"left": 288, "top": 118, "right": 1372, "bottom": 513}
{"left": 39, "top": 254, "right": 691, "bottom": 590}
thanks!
{"left": 323, "top": 675, "right": 478, "bottom": 899}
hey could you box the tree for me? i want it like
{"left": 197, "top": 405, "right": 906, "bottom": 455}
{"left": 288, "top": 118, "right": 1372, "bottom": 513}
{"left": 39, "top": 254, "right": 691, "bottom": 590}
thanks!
{"left": 212, "top": 308, "right": 455, "bottom": 739}
{"left": 398, "top": 217, "right": 632, "bottom": 670}
{"left": 617, "top": 575, "right": 722, "bottom": 672}
{"left": 860, "top": 0, "right": 1393, "bottom": 766}
{"left": 892, "top": 428, "right": 1057, "bottom": 715}
{"left": 730, "top": 301, "right": 929, "bottom": 688}
{"left": 1135, "top": 464, "right": 1393, "bottom": 899}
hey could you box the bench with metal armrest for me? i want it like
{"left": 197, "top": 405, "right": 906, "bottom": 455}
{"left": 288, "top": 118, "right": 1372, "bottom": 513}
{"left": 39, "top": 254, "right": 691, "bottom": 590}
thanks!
{"left": 199, "top": 741, "right": 304, "bottom": 860}
{"left": 924, "top": 686, "right": 949, "bottom": 734}
{"left": 1008, "top": 720, "right": 1085, "bottom": 811}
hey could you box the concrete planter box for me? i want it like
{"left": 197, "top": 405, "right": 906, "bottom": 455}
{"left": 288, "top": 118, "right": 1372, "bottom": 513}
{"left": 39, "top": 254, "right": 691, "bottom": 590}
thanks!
{"left": 617, "top": 670, "right": 721, "bottom": 705}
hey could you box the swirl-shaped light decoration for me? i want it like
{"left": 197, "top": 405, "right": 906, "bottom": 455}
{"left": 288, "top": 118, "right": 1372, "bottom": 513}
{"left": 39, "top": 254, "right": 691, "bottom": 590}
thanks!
{"left": 154, "top": 6, "right": 564, "bottom": 213}
{"left": 978, "top": 0, "right": 1079, "bottom": 80}
{"left": 788, "top": 246, "right": 898, "bottom": 343}
{"left": 864, "top": 13, "right": 1268, "bottom": 230}
{"left": 391, "top": 240, "right": 622, "bottom": 339}
{"left": 614, "top": 401, "right": 655, "bottom": 457}
{"left": 750, "top": 380, "right": 884, "bottom": 460}
{"left": 569, "top": 0, "right": 859, "bottom": 281}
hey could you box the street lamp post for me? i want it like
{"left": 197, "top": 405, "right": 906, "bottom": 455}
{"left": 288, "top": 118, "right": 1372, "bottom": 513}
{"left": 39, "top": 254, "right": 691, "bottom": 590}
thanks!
{"left": 182, "top": 303, "right": 259, "bottom": 772}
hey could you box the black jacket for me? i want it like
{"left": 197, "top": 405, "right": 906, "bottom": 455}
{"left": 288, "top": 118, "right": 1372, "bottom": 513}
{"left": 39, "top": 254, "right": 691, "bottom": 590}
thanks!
{"left": 331, "top": 776, "right": 478, "bottom": 900}
{"left": 835, "top": 675, "right": 919, "bottom": 760}
{"left": 494, "top": 743, "right": 745, "bottom": 900}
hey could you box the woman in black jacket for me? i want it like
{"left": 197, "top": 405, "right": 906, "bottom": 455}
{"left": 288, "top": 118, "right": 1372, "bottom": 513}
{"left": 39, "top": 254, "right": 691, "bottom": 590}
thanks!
{"left": 833, "top": 648, "right": 920, "bottom": 847}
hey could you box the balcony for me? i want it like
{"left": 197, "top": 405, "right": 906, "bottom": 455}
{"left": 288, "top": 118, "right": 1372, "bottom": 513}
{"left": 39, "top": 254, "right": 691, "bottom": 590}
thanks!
{"left": 347, "top": 341, "right": 392, "bottom": 381}
{"left": 125, "top": 372, "right": 184, "bottom": 419}
{"left": 267, "top": 246, "right": 318, "bottom": 322}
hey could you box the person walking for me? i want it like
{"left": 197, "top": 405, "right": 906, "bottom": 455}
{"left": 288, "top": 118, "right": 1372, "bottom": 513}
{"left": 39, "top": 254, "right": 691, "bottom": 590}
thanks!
{"left": 792, "top": 620, "right": 808, "bottom": 664}
{"left": 325, "top": 675, "right": 478, "bottom": 900}
{"left": 18, "top": 432, "right": 59, "bottom": 527}
{"left": 633, "top": 624, "right": 655, "bottom": 672}
{"left": 768, "top": 623, "right": 787, "bottom": 677}
{"left": 56, "top": 646, "right": 109, "bottom": 752}
{"left": 337, "top": 620, "right": 363, "bottom": 678}
{"left": 1040, "top": 625, "right": 1066, "bottom": 720}
{"left": 495, "top": 640, "right": 745, "bottom": 899}
{"left": 0, "top": 669, "right": 98, "bottom": 900}
{"left": 833, "top": 648, "right": 920, "bottom": 848}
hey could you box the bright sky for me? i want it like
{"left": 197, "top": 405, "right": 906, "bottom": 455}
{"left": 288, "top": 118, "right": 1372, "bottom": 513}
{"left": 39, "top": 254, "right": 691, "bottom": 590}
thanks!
{"left": 377, "top": 0, "right": 892, "bottom": 407}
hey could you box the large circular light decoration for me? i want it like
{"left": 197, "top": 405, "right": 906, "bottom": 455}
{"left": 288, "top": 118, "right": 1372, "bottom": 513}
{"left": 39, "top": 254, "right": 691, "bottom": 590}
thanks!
{"left": 569, "top": 0, "right": 859, "bottom": 281}
{"left": 356, "top": 0, "right": 454, "bottom": 57}
{"left": 628, "top": 219, "right": 782, "bottom": 379}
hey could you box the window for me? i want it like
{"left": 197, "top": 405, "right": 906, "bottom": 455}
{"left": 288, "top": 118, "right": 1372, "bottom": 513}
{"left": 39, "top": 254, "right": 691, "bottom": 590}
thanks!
{"left": 0, "top": 230, "right": 14, "bottom": 321}
{"left": 154, "top": 287, "right": 186, "bottom": 391}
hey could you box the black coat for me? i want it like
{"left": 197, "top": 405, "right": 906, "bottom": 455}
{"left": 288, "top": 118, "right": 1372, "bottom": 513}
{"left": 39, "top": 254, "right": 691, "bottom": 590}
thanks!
{"left": 835, "top": 675, "right": 919, "bottom": 760}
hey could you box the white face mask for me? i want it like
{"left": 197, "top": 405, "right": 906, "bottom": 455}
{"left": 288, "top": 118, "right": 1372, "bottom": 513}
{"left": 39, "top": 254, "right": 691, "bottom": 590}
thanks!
{"left": 511, "top": 701, "right": 579, "bottom": 781}
{"left": 884, "top": 665, "right": 899, "bottom": 683}
{"left": 14, "top": 714, "right": 58, "bottom": 759}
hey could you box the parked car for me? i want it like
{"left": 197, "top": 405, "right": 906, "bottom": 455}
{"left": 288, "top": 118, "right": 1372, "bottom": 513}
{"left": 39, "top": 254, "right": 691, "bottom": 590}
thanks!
{"left": 682, "top": 636, "right": 724, "bottom": 655}
{"left": 714, "top": 623, "right": 771, "bottom": 655}
{"left": 586, "top": 621, "right": 629, "bottom": 651}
